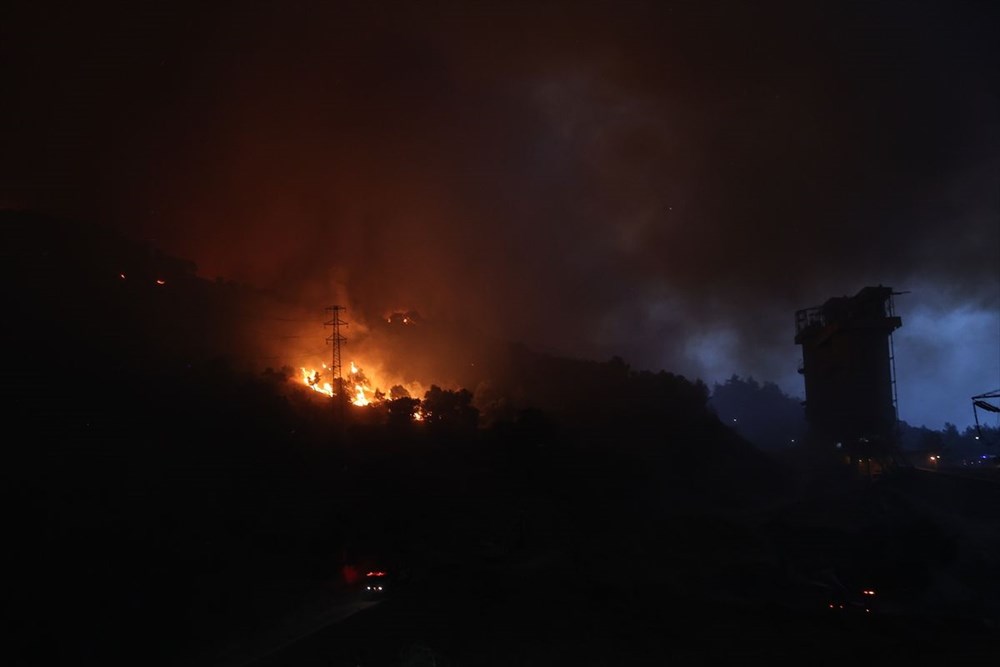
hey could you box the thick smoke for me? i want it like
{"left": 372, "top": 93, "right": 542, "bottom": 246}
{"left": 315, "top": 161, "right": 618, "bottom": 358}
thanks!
{"left": 3, "top": 1, "right": 997, "bottom": 427}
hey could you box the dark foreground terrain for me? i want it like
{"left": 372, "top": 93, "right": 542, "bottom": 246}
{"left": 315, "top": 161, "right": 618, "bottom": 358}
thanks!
{"left": 243, "top": 462, "right": 1000, "bottom": 667}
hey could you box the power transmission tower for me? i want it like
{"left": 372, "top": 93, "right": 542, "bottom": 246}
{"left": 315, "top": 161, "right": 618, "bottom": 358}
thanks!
{"left": 325, "top": 305, "right": 348, "bottom": 416}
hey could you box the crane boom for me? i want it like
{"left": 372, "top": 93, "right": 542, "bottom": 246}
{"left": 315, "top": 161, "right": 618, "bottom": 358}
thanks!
{"left": 972, "top": 390, "right": 1000, "bottom": 441}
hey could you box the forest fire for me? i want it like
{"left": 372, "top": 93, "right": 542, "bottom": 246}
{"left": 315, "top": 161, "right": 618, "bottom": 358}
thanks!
{"left": 299, "top": 359, "right": 422, "bottom": 415}
{"left": 301, "top": 365, "right": 334, "bottom": 397}
{"left": 295, "top": 310, "right": 430, "bottom": 419}
{"left": 300, "top": 362, "right": 377, "bottom": 406}
{"left": 349, "top": 361, "right": 377, "bottom": 406}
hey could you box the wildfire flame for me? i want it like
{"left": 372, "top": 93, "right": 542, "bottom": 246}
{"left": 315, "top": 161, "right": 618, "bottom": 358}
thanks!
{"left": 301, "top": 364, "right": 334, "bottom": 396}
{"left": 299, "top": 359, "right": 420, "bottom": 415}
{"left": 295, "top": 310, "right": 427, "bottom": 420}
{"left": 348, "top": 361, "right": 381, "bottom": 406}
{"left": 353, "top": 384, "right": 370, "bottom": 406}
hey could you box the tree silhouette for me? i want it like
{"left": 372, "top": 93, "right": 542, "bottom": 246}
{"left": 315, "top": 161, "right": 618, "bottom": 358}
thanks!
{"left": 387, "top": 396, "right": 422, "bottom": 429}
{"left": 709, "top": 375, "right": 806, "bottom": 450}
{"left": 422, "top": 385, "right": 479, "bottom": 435}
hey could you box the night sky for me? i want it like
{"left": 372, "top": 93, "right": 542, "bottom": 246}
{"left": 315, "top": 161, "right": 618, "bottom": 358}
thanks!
{"left": 3, "top": 0, "right": 998, "bottom": 430}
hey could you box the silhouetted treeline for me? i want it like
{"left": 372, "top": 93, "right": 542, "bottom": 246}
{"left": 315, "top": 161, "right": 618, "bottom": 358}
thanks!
{"left": 709, "top": 374, "right": 808, "bottom": 451}
{"left": 899, "top": 420, "right": 999, "bottom": 463}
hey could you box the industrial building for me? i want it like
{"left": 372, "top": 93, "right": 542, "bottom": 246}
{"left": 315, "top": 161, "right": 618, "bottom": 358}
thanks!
{"left": 794, "top": 285, "right": 906, "bottom": 475}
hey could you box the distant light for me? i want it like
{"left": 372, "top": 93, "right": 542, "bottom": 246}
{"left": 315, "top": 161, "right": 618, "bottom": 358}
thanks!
{"left": 835, "top": 442, "right": 843, "bottom": 449}
{"left": 790, "top": 439, "right": 796, "bottom": 444}
{"left": 119, "top": 273, "right": 126, "bottom": 280}
{"left": 975, "top": 436, "right": 980, "bottom": 440}
{"left": 732, "top": 418, "right": 737, "bottom": 423}
{"left": 155, "top": 279, "right": 165, "bottom": 285}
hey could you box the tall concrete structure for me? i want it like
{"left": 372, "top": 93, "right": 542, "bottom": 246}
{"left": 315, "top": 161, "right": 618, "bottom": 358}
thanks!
{"left": 795, "top": 285, "right": 905, "bottom": 472}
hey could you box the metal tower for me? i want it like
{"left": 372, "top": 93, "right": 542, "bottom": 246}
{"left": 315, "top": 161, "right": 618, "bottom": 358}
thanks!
{"left": 325, "top": 305, "right": 348, "bottom": 413}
